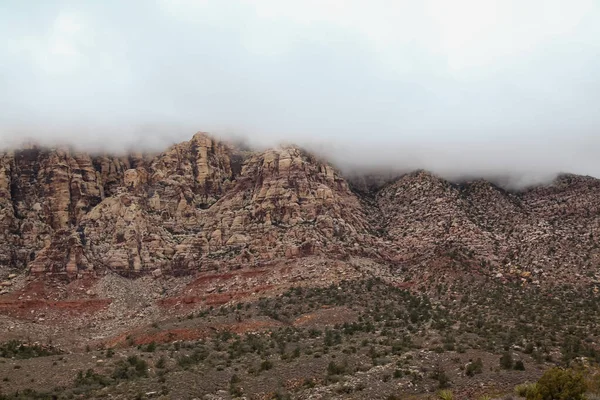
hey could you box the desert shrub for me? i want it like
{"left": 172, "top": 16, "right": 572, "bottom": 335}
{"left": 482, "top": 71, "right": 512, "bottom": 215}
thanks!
{"left": 431, "top": 364, "right": 451, "bottom": 388}
{"left": 74, "top": 369, "right": 111, "bottom": 388}
{"left": 0, "top": 389, "right": 57, "bottom": 399}
{"left": 514, "top": 360, "right": 526, "bottom": 371}
{"left": 527, "top": 368, "right": 585, "bottom": 400}
{"left": 327, "top": 361, "right": 348, "bottom": 376}
{"left": 0, "top": 341, "right": 61, "bottom": 359}
{"left": 229, "top": 385, "right": 243, "bottom": 397}
{"left": 155, "top": 356, "right": 166, "bottom": 369}
{"left": 585, "top": 370, "right": 600, "bottom": 395}
{"left": 466, "top": 358, "right": 483, "bottom": 376}
{"left": 515, "top": 382, "right": 538, "bottom": 397}
{"left": 500, "top": 351, "right": 514, "bottom": 369}
{"left": 259, "top": 359, "right": 273, "bottom": 372}
{"left": 111, "top": 355, "right": 148, "bottom": 380}
{"left": 437, "top": 389, "right": 454, "bottom": 400}
{"left": 177, "top": 347, "right": 209, "bottom": 368}
{"left": 229, "top": 374, "right": 243, "bottom": 397}
{"left": 144, "top": 342, "right": 156, "bottom": 352}
{"left": 524, "top": 343, "right": 535, "bottom": 354}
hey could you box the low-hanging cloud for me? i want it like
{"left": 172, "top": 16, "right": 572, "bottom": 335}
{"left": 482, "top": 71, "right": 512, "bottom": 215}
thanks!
{"left": 1, "top": 0, "right": 599, "bottom": 187}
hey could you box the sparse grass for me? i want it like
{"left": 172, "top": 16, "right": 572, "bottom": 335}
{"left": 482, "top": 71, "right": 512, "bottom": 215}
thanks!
{"left": 515, "top": 382, "right": 538, "bottom": 397}
{"left": 437, "top": 389, "right": 454, "bottom": 400}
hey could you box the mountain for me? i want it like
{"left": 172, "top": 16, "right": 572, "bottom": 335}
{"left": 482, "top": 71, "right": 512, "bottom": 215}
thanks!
{"left": 0, "top": 133, "right": 598, "bottom": 286}
{"left": 1, "top": 133, "right": 600, "bottom": 399}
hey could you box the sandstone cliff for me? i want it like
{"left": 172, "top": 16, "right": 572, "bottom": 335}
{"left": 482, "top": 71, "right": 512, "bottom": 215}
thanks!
{"left": 0, "top": 133, "right": 370, "bottom": 277}
{"left": 0, "top": 133, "right": 598, "bottom": 287}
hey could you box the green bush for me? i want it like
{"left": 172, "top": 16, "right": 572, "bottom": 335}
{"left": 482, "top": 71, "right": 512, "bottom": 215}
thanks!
{"left": 527, "top": 368, "right": 586, "bottom": 400}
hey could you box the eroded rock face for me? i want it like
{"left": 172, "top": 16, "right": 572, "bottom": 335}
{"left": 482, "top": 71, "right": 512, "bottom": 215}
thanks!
{"left": 170, "top": 146, "right": 372, "bottom": 270}
{"left": 5, "top": 133, "right": 236, "bottom": 275}
{"left": 147, "top": 133, "right": 234, "bottom": 231}
{"left": 0, "top": 133, "right": 368, "bottom": 276}
{"left": 0, "top": 147, "right": 108, "bottom": 270}
{"left": 0, "top": 133, "right": 599, "bottom": 286}
{"left": 0, "top": 154, "right": 18, "bottom": 268}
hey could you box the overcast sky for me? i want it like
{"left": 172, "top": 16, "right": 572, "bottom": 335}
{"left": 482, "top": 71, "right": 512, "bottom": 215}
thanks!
{"left": 1, "top": 0, "right": 599, "bottom": 184}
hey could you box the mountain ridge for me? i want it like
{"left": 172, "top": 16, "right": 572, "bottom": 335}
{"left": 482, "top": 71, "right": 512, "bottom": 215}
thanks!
{"left": 0, "top": 132, "right": 598, "bottom": 288}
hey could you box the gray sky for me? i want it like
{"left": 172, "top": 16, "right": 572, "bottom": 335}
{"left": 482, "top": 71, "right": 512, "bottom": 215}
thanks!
{"left": 1, "top": 0, "right": 599, "bottom": 184}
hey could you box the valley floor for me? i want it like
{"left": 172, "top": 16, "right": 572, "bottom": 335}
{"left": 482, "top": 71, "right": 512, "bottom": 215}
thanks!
{"left": 1, "top": 261, "right": 600, "bottom": 399}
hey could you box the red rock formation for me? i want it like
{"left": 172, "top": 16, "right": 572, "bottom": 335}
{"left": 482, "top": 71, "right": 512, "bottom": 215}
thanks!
{"left": 0, "top": 134, "right": 598, "bottom": 287}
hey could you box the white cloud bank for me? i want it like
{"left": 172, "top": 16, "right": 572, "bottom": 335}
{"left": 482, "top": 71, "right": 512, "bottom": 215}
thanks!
{"left": 1, "top": 0, "right": 599, "bottom": 184}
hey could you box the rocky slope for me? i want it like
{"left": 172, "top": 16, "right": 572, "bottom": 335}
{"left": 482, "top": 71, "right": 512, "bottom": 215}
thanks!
{"left": 376, "top": 171, "right": 600, "bottom": 285}
{"left": 0, "top": 133, "right": 598, "bottom": 288}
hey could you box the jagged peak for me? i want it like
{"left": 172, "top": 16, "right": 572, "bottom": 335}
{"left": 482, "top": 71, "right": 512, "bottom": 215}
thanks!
{"left": 191, "top": 131, "right": 212, "bottom": 141}
{"left": 189, "top": 131, "right": 222, "bottom": 146}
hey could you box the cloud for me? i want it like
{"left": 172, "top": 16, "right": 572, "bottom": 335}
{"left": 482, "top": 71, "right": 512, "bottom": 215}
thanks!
{"left": 0, "top": 0, "right": 599, "bottom": 185}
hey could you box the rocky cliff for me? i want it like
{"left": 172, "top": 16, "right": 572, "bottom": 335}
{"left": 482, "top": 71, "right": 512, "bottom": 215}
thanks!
{"left": 0, "top": 133, "right": 598, "bottom": 286}
{"left": 0, "top": 134, "right": 372, "bottom": 278}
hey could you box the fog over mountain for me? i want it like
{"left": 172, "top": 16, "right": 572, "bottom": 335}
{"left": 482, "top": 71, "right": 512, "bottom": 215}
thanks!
{"left": 1, "top": 0, "right": 599, "bottom": 186}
